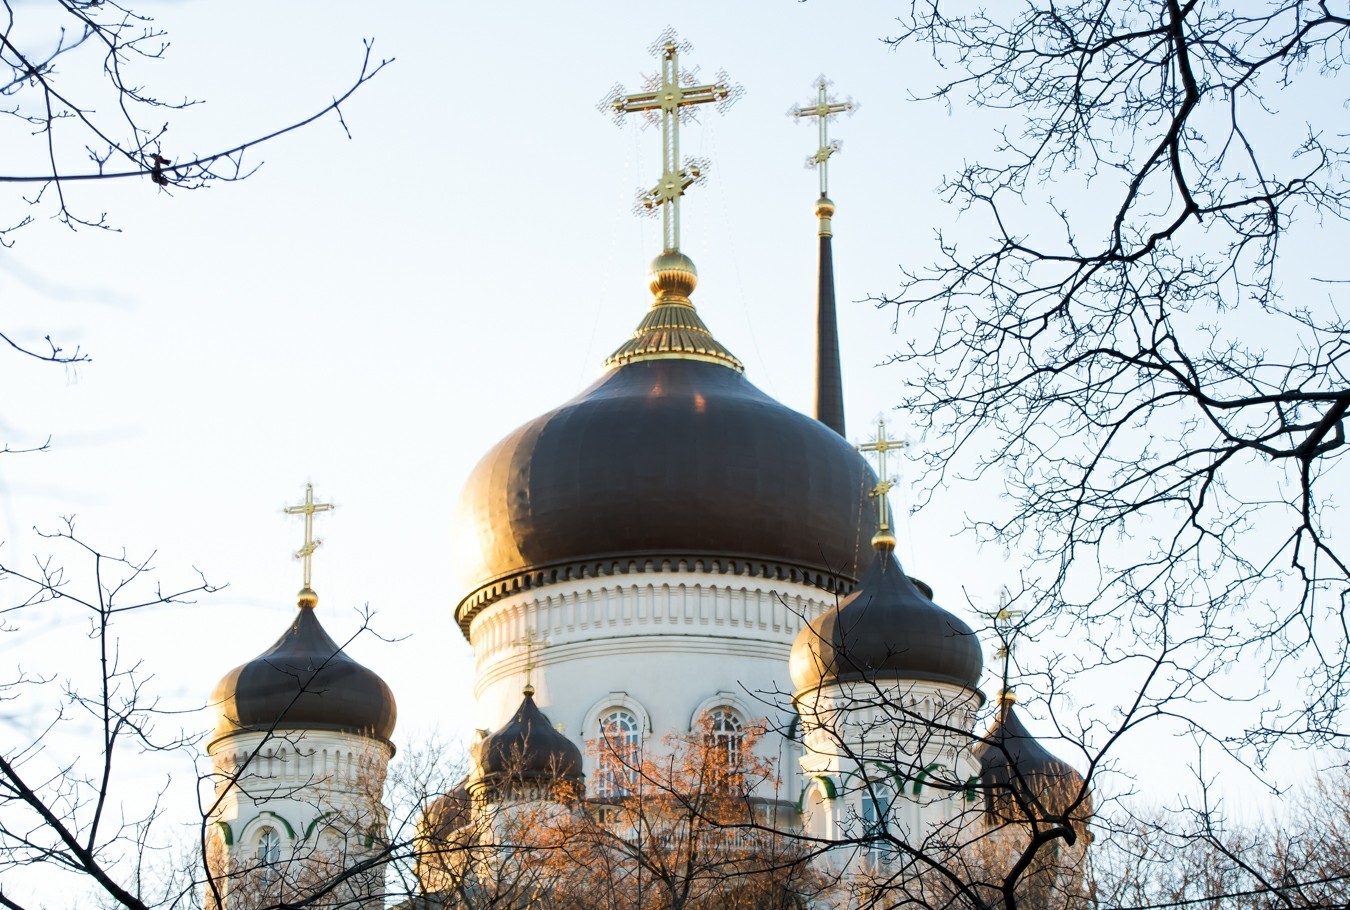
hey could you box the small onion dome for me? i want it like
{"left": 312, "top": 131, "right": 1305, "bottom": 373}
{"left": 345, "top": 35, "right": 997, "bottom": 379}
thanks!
{"left": 209, "top": 605, "right": 397, "bottom": 748}
{"left": 974, "top": 696, "right": 1090, "bottom": 831}
{"left": 453, "top": 357, "right": 879, "bottom": 629}
{"left": 789, "top": 542, "right": 983, "bottom": 694}
{"left": 472, "top": 688, "right": 583, "bottom": 786}
{"left": 420, "top": 777, "right": 472, "bottom": 841}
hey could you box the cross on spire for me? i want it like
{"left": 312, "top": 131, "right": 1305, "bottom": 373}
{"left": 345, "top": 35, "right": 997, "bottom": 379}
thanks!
{"left": 284, "top": 483, "right": 334, "bottom": 604}
{"left": 991, "top": 587, "right": 1025, "bottom": 660}
{"left": 858, "top": 416, "right": 909, "bottom": 536}
{"left": 601, "top": 29, "right": 741, "bottom": 253}
{"left": 790, "top": 75, "right": 856, "bottom": 197}
{"left": 518, "top": 630, "right": 549, "bottom": 695}
{"left": 987, "top": 587, "right": 1025, "bottom": 711}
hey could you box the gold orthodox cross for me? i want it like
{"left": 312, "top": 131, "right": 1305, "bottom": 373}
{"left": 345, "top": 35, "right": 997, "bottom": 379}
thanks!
{"left": 284, "top": 483, "right": 334, "bottom": 591}
{"left": 518, "top": 629, "right": 549, "bottom": 692}
{"left": 601, "top": 29, "right": 740, "bottom": 253}
{"left": 991, "top": 588, "right": 1025, "bottom": 660}
{"left": 858, "top": 416, "right": 908, "bottom": 534}
{"left": 790, "top": 76, "right": 856, "bottom": 197}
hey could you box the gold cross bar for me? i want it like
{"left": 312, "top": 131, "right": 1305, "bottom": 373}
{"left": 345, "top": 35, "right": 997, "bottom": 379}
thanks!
{"left": 283, "top": 483, "right": 335, "bottom": 591}
{"left": 858, "top": 416, "right": 908, "bottom": 534}
{"left": 790, "top": 76, "right": 856, "bottom": 197}
{"left": 601, "top": 29, "right": 740, "bottom": 253}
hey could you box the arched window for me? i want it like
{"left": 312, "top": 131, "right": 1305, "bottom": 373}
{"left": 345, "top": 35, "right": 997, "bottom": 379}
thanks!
{"left": 595, "top": 708, "right": 641, "bottom": 799}
{"left": 861, "top": 790, "right": 892, "bottom": 865}
{"left": 257, "top": 827, "right": 281, "bottom": 863}
{"left": 707, "top": 707, "right": 745, "bottom": 768}
{"left": 256, "top": 826, "right": 282, "bottom": 886}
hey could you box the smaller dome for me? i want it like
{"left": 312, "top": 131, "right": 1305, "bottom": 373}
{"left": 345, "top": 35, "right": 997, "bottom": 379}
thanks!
{"left": 789, "top": 544, "right": 983, "bottom": 693}
{"left": 209, "top": 606, "right": 397, "bottom": 747}
{"left": 421, "top": 777, "right": 472, "bottom": 841}
{"left": 974, "top": 699, "right": 1090, "bottom": 829}
{"left": 473, "top": 690, "right": 583, "bottom": 786}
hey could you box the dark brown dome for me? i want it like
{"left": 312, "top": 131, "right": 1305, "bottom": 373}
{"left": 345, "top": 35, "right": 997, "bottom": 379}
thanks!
{"left": 209, "top": 607, "right": 397, "bottom": 747}
{"left": 974, "top": 702, "right": 1089, "bottom": 827}
{"left": 454, "top": 358, "right": 878, "bottom": 629}
{"left": 789, "top": 544, "right": 984, "bottom": 693}
{"left": 473, "top": 690, "right": 583, "bottom": 784}
{"left": 422, "top": 778, "right": 472, "bottom": 840}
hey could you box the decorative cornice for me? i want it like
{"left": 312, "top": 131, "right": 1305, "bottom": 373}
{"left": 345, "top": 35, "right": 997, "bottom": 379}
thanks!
{"left": 455, "top": 552, "right": 859, "bottom": 638}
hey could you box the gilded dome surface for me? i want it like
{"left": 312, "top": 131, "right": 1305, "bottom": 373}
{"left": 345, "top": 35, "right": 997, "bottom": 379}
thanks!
{"left": 789, "top": 544, "right": 983, "bottom": 693}
{"left": 209, "top": 607, "right": 397, "bottom": 747}
{"left": 454, "top": 357, "right": 879, "bottom": 629}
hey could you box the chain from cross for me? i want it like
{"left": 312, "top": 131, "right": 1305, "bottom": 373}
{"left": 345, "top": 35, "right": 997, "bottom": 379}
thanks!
{"left": 283, "top": 483, "right": 335, "bottom": 589}
{"left": 601, "top": 29, "right": 740, "bottom": 253}
{"left": 790, "top": 75, "right": 856, "bottom": 197}
{"left": 857, "top": 416, "right": 909, "bottom": 534}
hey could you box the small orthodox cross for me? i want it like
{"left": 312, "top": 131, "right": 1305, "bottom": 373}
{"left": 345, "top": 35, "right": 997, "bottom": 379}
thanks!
{"left": 790, "top": 76, "right": 856, "bottom": 197}
{"left": 284, "top": 483, "right": 334, "bottom": 591}
{"left": 519, "top": 630, "right": 549, "bottom": 691}
{"left": 991, "top": 588, "right": 1025, "bottom": 660}
{"left": 857, "top": 416, "right": 908, "bottom": 534}
{"left": 602, "top": 29, "right": 740, "bottom": 253}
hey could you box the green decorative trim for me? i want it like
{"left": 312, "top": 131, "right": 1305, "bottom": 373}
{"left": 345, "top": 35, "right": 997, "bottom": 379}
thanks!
{"left": 216, "top": 821, "right": 234, "bottom": 846}
{"left": 912, "top": 763, "right": 946, "bottom": 796}
{"left": 965, "top": 776, "right": 981, "bottom": 802}
{"left": 304, "top": 812, "right": 335, "bottom": 841}
{"left": 255, "top": 810, "right": 296, "bottom": 840}
{"left": 796, "top": 773, "right": 840, "bottom": 811}
{"left": 866, "top": 761, "right": 907, "bottom": 795}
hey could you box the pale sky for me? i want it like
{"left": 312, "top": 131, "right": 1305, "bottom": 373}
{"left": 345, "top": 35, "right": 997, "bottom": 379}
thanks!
{"left": 2, "top": 0, "right": 1321, "bottom": 865}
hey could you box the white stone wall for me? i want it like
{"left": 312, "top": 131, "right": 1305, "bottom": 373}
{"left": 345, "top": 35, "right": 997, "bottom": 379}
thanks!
{"left": 206, "top": 729, "right": 392, "bottom": 909}
{"left": 468, "top": 573, "right": 839, "bottom": 799}
{"left": 796, "top": 679, "right": 984, "bottom": 874}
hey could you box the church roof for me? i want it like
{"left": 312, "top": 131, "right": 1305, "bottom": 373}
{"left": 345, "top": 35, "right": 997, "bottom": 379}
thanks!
{"left": 974, "top": 699, "right": 1089, "bottom": 827}
{"left": 789, "top": 542, "right": 984, "bottom": 694}
{"left": 453, "top": 352, "right": 880, "bottom": 630}
{"left": 209, "top": 601, "right": 397, "bottom": 748}
{"left": 473, "top": 688, "right": 583, "bottom": 784}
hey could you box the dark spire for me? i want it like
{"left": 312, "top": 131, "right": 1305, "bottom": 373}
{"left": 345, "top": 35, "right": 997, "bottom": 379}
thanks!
{"left": 814, "top": 195, "right": 846, "bottom": 436}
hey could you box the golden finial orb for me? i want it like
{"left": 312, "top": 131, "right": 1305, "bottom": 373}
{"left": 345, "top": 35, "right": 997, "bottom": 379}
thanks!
{"left": 871, "top": 528, "right": 897, "bottom": 551}
{"left": 297, "top": 586, "right": 319, "bottom": 610}
{"left": 648, "top": 250, "right": 698, "bottom": 300}
{"left": 999, "top": 688, "right": 1018, "bottom": 706}
{"left": 523, "top": 683, "right": 536, "bottom": 698}
{"left": 815, "top": 195, "right": 836, "bottom": 219}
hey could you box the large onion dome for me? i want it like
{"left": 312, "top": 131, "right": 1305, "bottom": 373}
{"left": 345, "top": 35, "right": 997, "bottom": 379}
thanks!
{"left": 209, "top": 597, "right": 397, "bottom": 748}
{"left": 789, "top": 541, "right": 983, "bottom": 694}
{"left": 974, "top": 694, "right": 1090, "bottom": 830}
{"left": 472, "top": 688, "right": 583, "bottom": 786}
{"left": 454, "top": 254, "right": 878, "bottom": 631}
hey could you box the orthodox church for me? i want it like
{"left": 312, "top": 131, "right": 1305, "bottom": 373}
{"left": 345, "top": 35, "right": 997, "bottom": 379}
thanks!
{"left": 202, "top": 33, "right": 1088, "bottom": 909}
